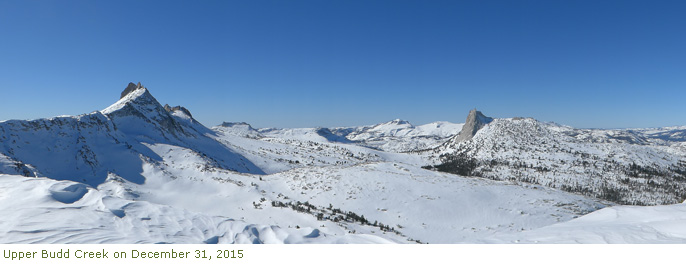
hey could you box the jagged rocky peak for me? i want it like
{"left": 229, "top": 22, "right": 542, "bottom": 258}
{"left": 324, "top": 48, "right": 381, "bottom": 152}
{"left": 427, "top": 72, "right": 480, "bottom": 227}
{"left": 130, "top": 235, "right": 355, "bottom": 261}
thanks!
{"left": 101, "top": 82, "right": 195, "bottom": 139}
{"left": 164, "top": 104, "right": 193, "bottom": 118}
{"left": 103, "top": 82, "right": 160, "bottom": 115}
{"left": 455, "top": 109, "right": 493, "bottom": 142}
{"left": 121, "top": 82, "right": 145, "bottom": 99}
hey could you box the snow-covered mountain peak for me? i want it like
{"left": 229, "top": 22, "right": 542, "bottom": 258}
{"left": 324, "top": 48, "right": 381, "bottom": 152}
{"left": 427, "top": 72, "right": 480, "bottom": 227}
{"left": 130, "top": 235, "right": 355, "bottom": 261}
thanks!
{"left": 388, "top": 119, "right": 411, "bottom": 125}
{"left": 102, "top": 82, "right": 158, "bottom": 115}
{"left": 101, "top": 82, "right": 196, "bottom": 141}
{"left": 431, "top": 113, "right": 686, "bottom": 205}
{"left": 367, "top": 119, "right": 414, "bottom": 133}
{"left": 4, "top": 82, "right": 686, "bottom": 244}
{"left": 163, "top": 104, "right": 193, "bottom": 119}
{"left": 328, "top": 119, "right": 463, "bottom": 152}
{"left": 120, "top": 82, "right": 143, "bottom": 99}
{"left": 213, "top": 122, "right": 262, "bottom": 139}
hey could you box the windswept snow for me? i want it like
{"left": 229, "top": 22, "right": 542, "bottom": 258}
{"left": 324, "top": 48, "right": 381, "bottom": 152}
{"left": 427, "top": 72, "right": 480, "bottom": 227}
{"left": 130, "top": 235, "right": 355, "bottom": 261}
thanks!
{"left": 432, "top": 117, "right": 686, "bottom": 205}
{"left": 489, "top": 202, "right": 686, "bottom": 243}
{"left": 334, "top": 120, "right": 464, "bottom": 152}
{"left": 0, "top": 174, "right": 391, "bottom": 244}
{"left": 2, "top": 84, "right": 686, "bottom": 244}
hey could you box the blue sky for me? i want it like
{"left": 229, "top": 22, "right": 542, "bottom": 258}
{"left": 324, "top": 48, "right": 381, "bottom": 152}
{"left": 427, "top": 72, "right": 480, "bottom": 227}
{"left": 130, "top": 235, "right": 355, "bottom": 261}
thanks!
{"left": 1, "top": 0, "right": 684, "bottom": 129}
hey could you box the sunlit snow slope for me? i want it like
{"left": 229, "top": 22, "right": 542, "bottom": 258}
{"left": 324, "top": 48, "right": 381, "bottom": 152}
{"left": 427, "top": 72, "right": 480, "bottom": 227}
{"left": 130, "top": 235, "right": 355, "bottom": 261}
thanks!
{"left": 430, "top": 112, "right": 686, "bottom": 205}
{"left": 1, "top": 83, "right": 685, "bottom": 244}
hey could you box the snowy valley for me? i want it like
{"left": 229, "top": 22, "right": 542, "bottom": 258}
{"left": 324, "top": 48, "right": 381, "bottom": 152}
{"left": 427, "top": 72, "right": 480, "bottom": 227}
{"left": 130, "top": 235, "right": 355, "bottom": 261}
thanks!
{"left": 1, "top": 83, "right": 685, "bottom": 244}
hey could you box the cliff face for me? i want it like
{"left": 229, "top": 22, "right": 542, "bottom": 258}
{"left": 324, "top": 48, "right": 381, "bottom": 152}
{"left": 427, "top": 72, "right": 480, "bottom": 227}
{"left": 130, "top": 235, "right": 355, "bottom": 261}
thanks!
{"left": 164, "top": 104, "right": 193, "bottom": 118}
{"left": 121, "top": 82, "right": 143, "bottom": 99}
{"left": 431, "top": 113, "right": 686, "bottom": 205}
{"left": 454, "top": 109, "right": 493, "bottom": 143}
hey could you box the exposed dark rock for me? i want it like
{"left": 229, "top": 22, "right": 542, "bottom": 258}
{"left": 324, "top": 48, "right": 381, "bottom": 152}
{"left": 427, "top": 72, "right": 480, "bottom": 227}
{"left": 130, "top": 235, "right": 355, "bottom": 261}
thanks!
{"left": 220, "top": 122, "right": 251, "bottom": 128}
{"left": 164, "top": 104, "right": 193, "bottom": 118}
{"left": 120, "top": 82, "right": 144, "bottom": 99}
{"left": 316, "top": 127, "right": 353, "bottom": 144}
{"left": 387, "top": 119, "right": 411, "bottom": 125}
{"left": 455, "top": 109, "right": 493, "bottom": 142}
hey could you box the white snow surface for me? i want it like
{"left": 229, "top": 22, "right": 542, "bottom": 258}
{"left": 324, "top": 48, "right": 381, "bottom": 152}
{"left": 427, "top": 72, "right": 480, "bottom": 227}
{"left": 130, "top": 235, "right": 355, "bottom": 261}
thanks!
{"left": 335, "top": 120, "right": 464, "bottom": 152}
{"left": 0, "top": 174, "right": 390, "bottom": 244}
{"left": 433, "top": 117, "right": 686, "bottom": 205}
{"left": 2, "top": 86, "right": 686, "bottom": 244}
{"left": 256, "top": 119, "right": 464, "bottom": 153}
{"left": 488, "top": 202, "right": 686, "bottom": 243}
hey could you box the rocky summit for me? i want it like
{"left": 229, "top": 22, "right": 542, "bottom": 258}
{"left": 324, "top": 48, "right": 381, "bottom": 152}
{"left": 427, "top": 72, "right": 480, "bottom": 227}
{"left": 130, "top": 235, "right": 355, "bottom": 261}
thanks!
{"left": 1, "top": 83, "right": 685, "bottom": 244}
{"left": 454, "top": 109, "right": 493, "bottom": 142}
{"left": 120, "top": 82, "right": 143, "bottom": 99}
{"left": 163, "top": 104, "right": 193, "bottom": 118}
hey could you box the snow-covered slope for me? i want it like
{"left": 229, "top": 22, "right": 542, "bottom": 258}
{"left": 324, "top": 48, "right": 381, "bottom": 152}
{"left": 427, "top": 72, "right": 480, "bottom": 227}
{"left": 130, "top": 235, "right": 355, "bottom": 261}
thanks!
{"left": 211, "top": 128, "right": 384, "bottom": 174}
{"left": 430, "top": 112, "right": 686, "bottom": 205}
{"left": 0, "top": 112, "right": 148, "bottom": 186}
{"left": 256, "top": 119, "right": 463, "bottom": 153}
{"left": 2, "top": 83, "right": 685, "bottom": 244}
{"left": 489, "top": 202, "right": 686, "bottom": 243}
{"left": 102, "top": 84, "right": 263, "bottom": 175}
{"left": 0, "top": 83, "right": 267, "bottom": 187}
{"left": 0, "top": 174, "right": 390, "bottom": 244}
{"left": 212, "top": 121, "right": 443, "bottom": 174}
{"left": 260, "top": 162, "right": 604, "bottom": 243}
{"left": 334, "top": 119, "right": 463, "bottom": 152}
{"left": 1, "top": 83, "right": 474, "bottom": 243}
{"left": 214, "top": 122, "right": 263, "bottom": 139}
{"left": 633, "top": 126, "right": 686, "bottom": 144}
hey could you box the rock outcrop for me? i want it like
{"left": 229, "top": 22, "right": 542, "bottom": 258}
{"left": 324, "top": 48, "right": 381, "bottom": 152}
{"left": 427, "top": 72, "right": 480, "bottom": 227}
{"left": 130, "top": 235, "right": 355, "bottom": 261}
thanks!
{"left": 220, "top": 122, "right": 251, "bottom": 128}
{"left": 121, "top": 82, "right": 143, "bottom": 99}
{"left": 455, "top": 109, "right": 493, "bottom": 142}
{"left": 164, "top": 104, "right": 193, "bottom": 118}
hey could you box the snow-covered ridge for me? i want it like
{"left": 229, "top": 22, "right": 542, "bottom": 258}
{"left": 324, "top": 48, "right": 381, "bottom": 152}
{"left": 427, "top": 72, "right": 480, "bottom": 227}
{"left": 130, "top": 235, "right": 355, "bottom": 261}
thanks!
{"left": 0, "top": 83, "right": 263, "bottom": 187}
{"left": 2, "top": 83, "right": 686, "bottom": 244}
{"left": 102, "top": 85, "right": 194, "bottom": 140}
{"left": 0, "top": 174, "right": 391, "bottom": 244}
{"left": 0, "top": 83, "right": 474, "bottom": 244}
{"left": 213, "top": 122, "right": 263, "bottom": 139}
{"left": 345, "top": 119, "right": 463, "bottom": 139}
{"left": 0, "top": 111, "right": 146, "bottom": 186}
{"left": 251, "top": 119, "right": 463, "bottom": 153}
{"left": 333, "top": 120, "right": 464, "bottom": 152}
{"left": 431, "top": 114, "right": 686, "bottom": 205}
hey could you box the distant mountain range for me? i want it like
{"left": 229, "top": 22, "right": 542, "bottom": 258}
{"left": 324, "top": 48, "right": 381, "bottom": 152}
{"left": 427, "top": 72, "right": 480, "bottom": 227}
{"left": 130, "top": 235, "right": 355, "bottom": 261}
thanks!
{"left": 1, "top": 82, "right": 685, "bottom": 243}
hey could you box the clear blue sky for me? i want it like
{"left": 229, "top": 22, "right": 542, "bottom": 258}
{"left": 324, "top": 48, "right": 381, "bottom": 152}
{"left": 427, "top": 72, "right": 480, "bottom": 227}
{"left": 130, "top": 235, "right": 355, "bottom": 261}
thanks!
{"left": 1, "top": 0, "right": 684, "bottom": 129}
